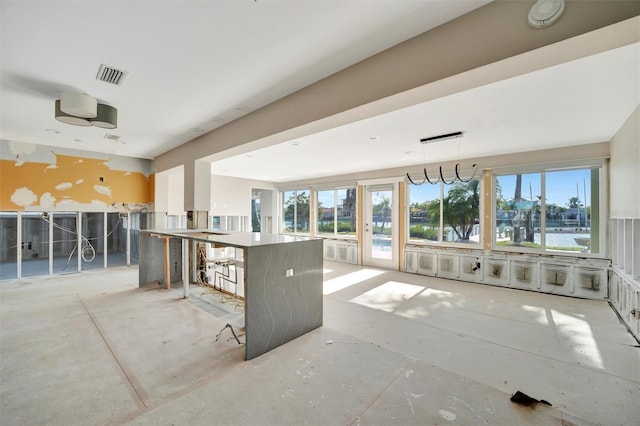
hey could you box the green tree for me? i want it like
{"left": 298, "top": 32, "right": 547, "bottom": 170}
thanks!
{"left": 372, "top": 196, "right": 391, "bottom": 234}
{"left": 343, "top": 188, "right": 357, "bottom": 232}
{"left": 285, "top": 192, "right": 310, "bottom": 231}
{"left": 513, "top": 174, "right": 522, "bottom": 243}
{"left": 567, "top": 196, "right": 582, "bottom": 209}
{"left": 430, "top": 180, "right": 480, "bottom": 241}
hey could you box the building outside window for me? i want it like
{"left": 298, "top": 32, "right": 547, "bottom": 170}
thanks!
{"left": 282, "top": 189, "right": 310, "bottom": 234}
{"left": 408, "top": 179, "right": 480, "bottom": 245}
{"left": 495, "top": 166, "right": 601, "bottom": 254}
{"left": 316, "top": 188, "right": 356, "bottom": 237}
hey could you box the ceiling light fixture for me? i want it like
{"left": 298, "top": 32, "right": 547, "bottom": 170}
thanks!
{"left": 54, "top": 91, "right": 118, "bottom": 129}
{"left": 91, "top": 103, "right": 118, "bottom": 129}
{"left": 528, "top": 0, "right": 565, "bottom": 29}
{"left": 407, "top": 131, "right": 478, "bottom": 185}
{"left": 55, "top": 99, "right": 91, "bottom": 126}
{"left": 419, "top": 131, "right": 463, "bottom": 144}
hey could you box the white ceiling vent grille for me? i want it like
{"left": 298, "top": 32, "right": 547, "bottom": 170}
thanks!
{"left": 96, "top": 64, "right": 128, "bottom": 86}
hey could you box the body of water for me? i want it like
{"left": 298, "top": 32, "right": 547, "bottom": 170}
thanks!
{"left": 535, "top": 232, "right": 590, "bottom": 248}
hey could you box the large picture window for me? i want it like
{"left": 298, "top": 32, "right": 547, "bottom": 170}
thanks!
{"left": 317, "top": 188, "right": 356, "bottom": 237}
{"left": 408, "top": 184, "right": 440, "bottom": 242}
{"left": 495, "top": 166, "right": 601, "bottom": 254}
{"left": 408, "top": 179, "right": 480, "bottom": 245}
{"left": 282, "top": 189, "right": 310, "bottom": 234}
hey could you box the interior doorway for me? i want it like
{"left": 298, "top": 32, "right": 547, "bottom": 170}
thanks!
{"left": 251, "top": 188, "right": 274, "bottom": 233}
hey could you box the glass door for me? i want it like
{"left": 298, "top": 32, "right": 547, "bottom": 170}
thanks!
{"left": 363, "top": 185, "right": 397, "bottom": 269}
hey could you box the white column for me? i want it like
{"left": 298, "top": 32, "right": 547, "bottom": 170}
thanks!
{"left": 49, "top": 212, "right": 53, "bottom": 275}
{"left": 126, "top": 213, "right": 131, "bottom": 266}
{"left": 77, "top": 212, "right": 82, "bottom": 271}
{"left": 16, "top": 212, "right": 22, "bottom": 279}
{"left": 182, "top": 238, "right": 189, "bottom": 299}
{"left": 103, "top": 212, "right": 108, "bottom": 269}
{"left": 184, "top": 160, "right": 211, "bottom": 212}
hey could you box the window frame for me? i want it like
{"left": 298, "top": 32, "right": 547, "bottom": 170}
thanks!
{"left": 315, "top": 187, "right": 358, "bottom": 239}
{"left": 406, "top": 178, "right": 482, "bottom": 248}
{"left": 280, "top": 188, "right": 312, "bottom": 235}
{"left": 491, "top": 161, "right": 606, "bottom": 258}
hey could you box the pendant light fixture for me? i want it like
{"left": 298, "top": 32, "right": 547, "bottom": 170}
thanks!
{"left": 406, "top": 131, "right": 478, "bottom": 186}
{"left": 54, "top": 99, "right": 92, "bottom": 126}
{"left": 54, "top": 91, "right": 118, "bottom": 129}
{"left": 90, "top": 103, "right": 118, "bottom": 129}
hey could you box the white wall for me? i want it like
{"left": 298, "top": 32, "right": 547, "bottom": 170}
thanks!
{"left": 610, "top": 106, "right": 640, "bottom": 218}
{"left": 211, "top": 175, "right": 276, "bottom": 217}
{"left": 155, "top": 165, "right": 184, "bottom": 215}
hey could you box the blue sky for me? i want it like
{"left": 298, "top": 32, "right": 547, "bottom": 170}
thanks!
{"left": 497, "top": 169, "right": 592, "bottom": 207}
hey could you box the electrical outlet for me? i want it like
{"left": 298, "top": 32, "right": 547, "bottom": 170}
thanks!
{"left": 286, "top": 268, "right": 294, "bottom": 277}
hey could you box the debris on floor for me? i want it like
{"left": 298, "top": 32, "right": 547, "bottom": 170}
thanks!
{"left": 215, "top": 323, "right": 244, "bottom": 345}
{"left": 510, "top": 390, "right": 551, "bottom": 407}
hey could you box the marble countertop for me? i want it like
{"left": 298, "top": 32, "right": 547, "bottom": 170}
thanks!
{"left": 142, "top": 229, "right": 316, "bottom": 249}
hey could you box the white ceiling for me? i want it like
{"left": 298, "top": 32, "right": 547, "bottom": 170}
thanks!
{"left": 212, "top": 42, "right": 640, "bottom": 182}
{"left": 0, "top": 0, "right": 490, "bottom": 159}
{"left": 1, "top": 1, "right": 638, "bottom": 184}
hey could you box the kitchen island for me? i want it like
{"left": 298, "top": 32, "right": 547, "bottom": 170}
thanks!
{"left": 139, "top": 230, "right": 323, "bottom": 360}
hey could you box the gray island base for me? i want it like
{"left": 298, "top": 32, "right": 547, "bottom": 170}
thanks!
{"left": 139, "top": 230, "right": 323, "bottom": 360}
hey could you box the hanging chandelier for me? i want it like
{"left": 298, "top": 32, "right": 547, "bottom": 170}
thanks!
{"left": 406, "top": 131, "right": 478, "bottom": 186}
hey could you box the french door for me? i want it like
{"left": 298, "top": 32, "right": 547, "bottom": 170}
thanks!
{"left": 363, "top": 184, "right": 397, "bottom": 269}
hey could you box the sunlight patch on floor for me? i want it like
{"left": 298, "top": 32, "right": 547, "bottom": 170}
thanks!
{"left": 350, "top": 281, "right": 424, "bottom": 312}
{"left": 551, "top": 310, "right": 603, "bottom": 369}
{"left": 323, "top": 269, "right": 385, "bottom": 295}
{"left": 521, "top": 304, "right": 550, "bottom": 325}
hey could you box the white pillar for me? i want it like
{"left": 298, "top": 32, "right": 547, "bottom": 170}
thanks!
{"left": 184, "top": 160, "right": 211, "bottom": 212}
{"left": 103, "top": 212, "right": 108, "bottom": 269}
{"left": 77, "top": 212, "right": 82, "bottom": 272}
{"left": 48, "top": 212, "right": 53, "bottom": 275}
{"left": 16, "top": 212, "right": 22, "bottom": 279}
{"left": 182, "top": 237, "right": 189, "bottom": 299}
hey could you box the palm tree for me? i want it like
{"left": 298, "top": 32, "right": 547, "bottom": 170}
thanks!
{"left": 373, "top": 196, "right": 391, "bottom": 234}
{"left": 428, "top": 180, "right": 479, "bottom": 241}
{"left": 567, "top": 196, "right": 582, "bottom": 209}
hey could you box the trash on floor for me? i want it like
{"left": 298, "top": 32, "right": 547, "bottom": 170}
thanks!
{"left": 510, "top": 390, "right": 551, "bottom": 407}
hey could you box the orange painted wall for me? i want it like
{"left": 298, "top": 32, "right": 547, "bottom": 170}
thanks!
{"left": 0, "top": 153, "right": 153, "bottom": 211}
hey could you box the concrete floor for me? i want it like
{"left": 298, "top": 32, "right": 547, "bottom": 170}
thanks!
{"left": 1, "top": 261, "right": 638, "bottom": 425}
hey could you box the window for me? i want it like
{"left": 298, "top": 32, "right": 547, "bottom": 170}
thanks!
{"left": 495, "top": 173, "right": 541, "bottom": 249}
{"left": 495, "top": 166, "right": 601, "bottom": 254}
{"left": 317, "top": 188, "right": 356, "bottom": 237}
{"left": 408, "top": 179, "right": 480, "bottom": 245}
{"left": 282, "top": 189, "right": 310, "bottom": 234}
{"left": 408, "top": 184, "right": 440, "bottom": 242}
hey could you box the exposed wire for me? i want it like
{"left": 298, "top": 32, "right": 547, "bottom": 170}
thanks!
{"left": 195, "top": 244, "right": 245, "bottom": 312}
{"left": 38, "top": 213, "right": 123, "bottom": 270}
{"left": 215, "top": 323, "right": 244, "bottom": 345}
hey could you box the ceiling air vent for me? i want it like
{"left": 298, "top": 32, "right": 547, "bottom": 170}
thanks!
{"left": 96, "top": 64, "right": 128, "bottom": 86}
